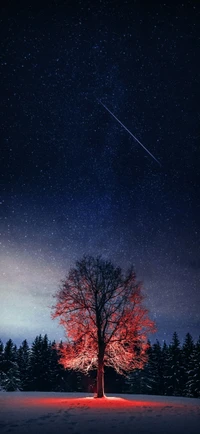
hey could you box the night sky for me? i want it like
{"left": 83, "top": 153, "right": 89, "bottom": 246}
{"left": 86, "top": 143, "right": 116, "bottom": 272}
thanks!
{"left": 1, "top": 0, "right": 200, "bottom": 346}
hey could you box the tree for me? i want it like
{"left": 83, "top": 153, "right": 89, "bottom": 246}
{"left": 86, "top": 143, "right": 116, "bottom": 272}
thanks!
{"left": 49, "top": 340, "right": 72, "bottom": 392}
{"left": 182, "top": 333, "right": 195, "bottom": 396}
{"left": 186, "top": 336, "right": 200, "bottom": 397}
{"left": 162, "top": 341, "right": 170, "bottom": 395}
{"left": 17, "top": 340, "right": 30, "bottom": 391}
{"left": 0, "top": 340, "right": 4, "bottom": 367}
{"left": 139, "top": 340, "right": 163, "bottom": 395}
{"left": 0, "top": 364, "right": 21, "bottom": 391}
{"left": 3, "top": 339, "right": 17, "bottom": 367}
{"left": 52, "top": 255, "right": 155, "bottom": 397}
{"left": 166, "top": 332, "right": 183, "bottom": 396}
{"left": 49, "top": 340, "right": 62, "bottom": 391}
{"left": 28, "top": 335, "right": 42, "bottom": 390}
{"left": 150, "top": 340, "right": 168, "bottom": 395}
{"left": 139, "top": 341, "right": 154, "bottom": 394}
{"left": 29, "top": 334, "right": 52, "bottom": 391}
{"left": 0, "top": 340, "right": 4, "bottom": 391}
{"left": 125, "top": 367, "right": 142, "bottom": 394}
{"left": 0, "top": 339, "right": 21, "bottom": 391}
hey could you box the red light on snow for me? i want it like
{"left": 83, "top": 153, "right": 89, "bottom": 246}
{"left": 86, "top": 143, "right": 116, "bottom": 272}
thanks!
{"left": 9, "top": 395, "right": 168, "bottom": 409}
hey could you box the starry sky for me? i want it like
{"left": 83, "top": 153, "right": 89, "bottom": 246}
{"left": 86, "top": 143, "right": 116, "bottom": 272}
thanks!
{"left": 1, "top": 0, "right": 200, "bottom": 346}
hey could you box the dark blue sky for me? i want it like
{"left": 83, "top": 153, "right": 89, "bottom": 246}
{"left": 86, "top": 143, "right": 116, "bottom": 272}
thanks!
{"left": 1, "top": 0, "right": 199, "bottom": 346}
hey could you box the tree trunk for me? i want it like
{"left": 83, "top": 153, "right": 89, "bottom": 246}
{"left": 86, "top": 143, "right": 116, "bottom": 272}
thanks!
{"left": 96, "top": 351, "right": 104, "bottom": 398}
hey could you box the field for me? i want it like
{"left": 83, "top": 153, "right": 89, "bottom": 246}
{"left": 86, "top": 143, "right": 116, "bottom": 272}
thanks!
{"left": 0, "top": 392, "right": 200, "bottom": 434}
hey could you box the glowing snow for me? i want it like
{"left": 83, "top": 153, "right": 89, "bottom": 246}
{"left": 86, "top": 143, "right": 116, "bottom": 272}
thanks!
{"left": 0, "top": 392, "right": 199, "bottom": 434}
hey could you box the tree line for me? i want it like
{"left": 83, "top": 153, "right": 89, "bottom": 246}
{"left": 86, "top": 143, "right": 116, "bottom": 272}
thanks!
{"left": 0, "top": 331, "right": 199, "bottom": 397}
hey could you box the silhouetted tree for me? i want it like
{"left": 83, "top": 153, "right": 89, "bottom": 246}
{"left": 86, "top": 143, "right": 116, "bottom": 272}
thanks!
{"left": 49, "top": 340, "right": 62, "bottom": 391}
{"left": 0, "top": 340, "right": 3, "bottom": 366}
{"left": 0, "top": 339, "right": 21, "bottom": 391}
{"left": 49, "top": 340, "right": 75, "bottom": 392}
{"left": 0, "top": 340, "right": 4, "bottom": 391}
{"left": 29, "top": 334, "right": 52, "bottom": 391}
{"left": 182, "top": 333, "right": 195, "bottom": 396}
{"left": 154, "top": 340, "right": 171, "bottom": 395}
{"left": 166, "top": 332, "right": 183, "bottom": 396}
{"left": 147, "top": 340, "right": 166, "bottom": 395}
{"left": 139, "top": 341, "right": 155, "bottom": 394}
{"left": 161, "top": 341, "right": 170, "bottom": 395}
{"left": 17, "top": 340, "right": 30, "bottom": 391}
{"left": 186, "top": 336, "right": 200, "bottom": 397}
{"left": 52, "top": 256, "right": 155, "bottom": 397}
{"left": 3, "top": 339, "right": 17, "bottom": 367}
{"left": 125, "top": 368, "right": 142, "bottom": 394}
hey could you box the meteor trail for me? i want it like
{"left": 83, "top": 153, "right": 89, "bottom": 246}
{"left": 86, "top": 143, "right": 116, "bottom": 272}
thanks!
{"left": 98, "top": 100, "right": 161, "bottom": 166}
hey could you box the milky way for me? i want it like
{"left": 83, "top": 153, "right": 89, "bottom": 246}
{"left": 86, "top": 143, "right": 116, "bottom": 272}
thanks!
{"left": 0, "top": 1, "right": 199, "bottom": 346}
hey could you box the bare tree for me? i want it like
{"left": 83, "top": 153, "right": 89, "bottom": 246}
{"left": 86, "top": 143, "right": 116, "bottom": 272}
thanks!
{"left": 52, "top": 256, "right": 155, "bottom": 397}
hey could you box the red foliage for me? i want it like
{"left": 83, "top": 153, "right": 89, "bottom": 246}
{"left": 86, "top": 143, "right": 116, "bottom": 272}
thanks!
{"left": 52, "top": 256, "right": 155, "bottom": 377}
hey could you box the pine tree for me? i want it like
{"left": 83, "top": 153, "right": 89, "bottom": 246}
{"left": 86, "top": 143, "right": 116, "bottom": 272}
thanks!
{"left": 186, "top": 336, "right": 200, "bottom": 397}
{"left": 125, "top": 341, "right": 163, "bottom": 395}
{"left": 166, "top": 332, "right": 183, "bottom": 396}
{"left": 1, "top": 364, "right": 21, "bottom": 391}
{"left": 125, "top": 368, "right": 142, "bottom": 394}
{"left": 17, "top": 340, "right": 31, "bottom": 391}
{"left": 4, "top": 339, "right": 17, "bottom": 367}
{"left": 29, "top": 335, "right": 42, "bottom": 390}
{"left": 40, "top": 334, "right": 52, "bottom": 390}
{"left": 49, "top": 340, "right": 59, "bottom": 391}
{"left": 53, "top": 341, "right": 74, "bottom": 392}
{"left": 149, "top": 340, "right": 167, "bottom": 395}
{"left": 139, "top": 341, "right": 155, "bottom": 394}
{"left": 49, "top": 340, "right": 70, "bottom": 391}
{"left": 1, "top": 339, "right": 21, "bottom": 391}
{"left": 182, "top": 333, "right": 195, "bottom": 396}
{"left": 162, "top": 341, "right": 170, "bottom": 395}
{"left": 0, "top": 340, "right": 4, "bottom": 366}
{"left": 0, "top": 340, "right": 4, "bottom": 390}
{"left": 0, "top": 340, "right": 3, "bottom": 355}
{"left": 29, "top": 335, "right": 52, "bottom": 391}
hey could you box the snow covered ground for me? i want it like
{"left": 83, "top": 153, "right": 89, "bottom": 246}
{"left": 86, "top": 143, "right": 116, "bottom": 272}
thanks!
{"left": 0, "top": 392, "right": 199, "bottom": 434}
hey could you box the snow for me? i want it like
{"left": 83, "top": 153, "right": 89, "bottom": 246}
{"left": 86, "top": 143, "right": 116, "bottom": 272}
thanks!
{"left": 0, "top": 392, "right": 199, "bottom": 434}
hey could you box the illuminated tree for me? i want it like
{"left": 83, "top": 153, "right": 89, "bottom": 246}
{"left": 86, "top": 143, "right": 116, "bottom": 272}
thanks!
{"left": 52, "top": 256, "right": 155, "bottom": 398}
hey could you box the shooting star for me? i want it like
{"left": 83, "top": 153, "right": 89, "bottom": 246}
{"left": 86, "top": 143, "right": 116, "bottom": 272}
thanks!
{"left": 98, "top": 100, "right": 161, "bottom": 166}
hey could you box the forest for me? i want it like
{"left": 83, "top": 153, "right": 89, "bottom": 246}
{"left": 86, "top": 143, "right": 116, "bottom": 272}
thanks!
{"left": 0, "top": 332, "right": 199, "bottom": 398}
